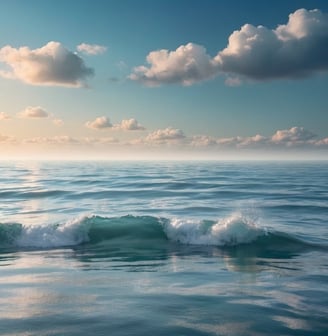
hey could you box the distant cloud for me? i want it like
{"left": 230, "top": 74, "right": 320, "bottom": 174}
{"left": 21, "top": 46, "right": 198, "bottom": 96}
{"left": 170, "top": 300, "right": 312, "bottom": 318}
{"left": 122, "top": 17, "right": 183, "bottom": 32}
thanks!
{"left": 0, "top": 41, "right": 94, "bottom": 87}
{"left": 53, "top": 118, "right": 64, "bottom": 126}
{"left": 145, "top": 127, "right": 186, "bottom": 143}
{"left": 86, "top": 116, "right": 145, "bottom": 131}
{"left": 19, "top": 106, "right": 49, "bottom": 119}
{"left": 113, "top": 118, "right": 145, "bottom": 131}
{"left": 23, "top": 135, "right": 79, "bottom": 145}
{"left": 271, "top": 126, "right": 316, "bottom": 145}
{"left": 190, "top": 127, "right": 321, "bottom": 149}
{"left": 0, "top": 133, "right": 15, "bottom": 143}
{"left": 130, "top": 9, "right": 328, "bottom": 86}
{"left": 77, "top": 43, "right": 107, "bottom": 55}
{"left": 0, "top": 112, "right": 11, "bottom": 120}
{"left": 85, "top": 116, "right": 113, "bottom": 129}
{"left": 129, "top": 43, "right": 218, "bottom": 86}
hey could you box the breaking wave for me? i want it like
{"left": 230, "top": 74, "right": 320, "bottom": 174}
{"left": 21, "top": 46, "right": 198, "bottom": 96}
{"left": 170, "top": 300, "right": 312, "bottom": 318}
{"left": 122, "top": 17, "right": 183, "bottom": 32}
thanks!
{"left": 0, "top": 213, "right": 318, "bottom": 251}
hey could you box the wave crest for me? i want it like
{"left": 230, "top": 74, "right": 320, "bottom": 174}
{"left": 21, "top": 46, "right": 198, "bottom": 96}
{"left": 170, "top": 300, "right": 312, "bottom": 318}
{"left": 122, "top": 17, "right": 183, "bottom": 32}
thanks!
{"left": 0, "top": 213, "right": 317, "bottom": 252}
{"left": 164, "top": 213, "right": 265, "bottom": 246}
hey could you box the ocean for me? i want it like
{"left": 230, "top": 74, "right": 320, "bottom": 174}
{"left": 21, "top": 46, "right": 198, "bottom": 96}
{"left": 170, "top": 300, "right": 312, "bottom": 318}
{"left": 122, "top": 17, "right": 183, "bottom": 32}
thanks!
{"left": 0, "top": 160, "right": 327, "bottom": 336}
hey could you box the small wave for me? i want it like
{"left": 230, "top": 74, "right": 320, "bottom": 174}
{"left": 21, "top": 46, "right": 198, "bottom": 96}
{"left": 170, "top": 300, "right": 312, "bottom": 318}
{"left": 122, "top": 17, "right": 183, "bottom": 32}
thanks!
{"left": 0, "top": 213, "right": 320, "bottom": 251}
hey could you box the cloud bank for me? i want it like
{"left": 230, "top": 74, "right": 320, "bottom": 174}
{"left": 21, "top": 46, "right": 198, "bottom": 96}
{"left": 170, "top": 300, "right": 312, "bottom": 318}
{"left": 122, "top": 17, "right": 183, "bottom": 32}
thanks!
{"left": 130, "top": 8, "right": 328, "bottom": 86}
{"left": 0, "top": 41, "right": 94, "bottom": 87}
{"left": 1, "top": 126, "right": 327, "bottom": 160}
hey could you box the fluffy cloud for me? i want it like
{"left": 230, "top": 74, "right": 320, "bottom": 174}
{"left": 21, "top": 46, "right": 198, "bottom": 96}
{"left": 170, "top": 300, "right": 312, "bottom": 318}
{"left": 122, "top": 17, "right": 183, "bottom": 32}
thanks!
{"left": 86, "top": 117, "right": 145, "bottom": 131}
{"left": 215, "top": 9, "right": 328, "bottom": 80}
{"left": 145, "top": 127, "right": 186, "bottom": 143}
{"left": 130, "top": 9, "right": 328, "bottom": 86}
{"left": 0, "top": 41, "right": 94, "bottom": 87}
{"left": 19, "top": 106, "right": 49, "bottom": 118}
{"left": 114, "top": 118, "right": 145, "bottom": 131}
{"left": 85, "top": 116, "right": 113, "bottom": 129}
{"left": 216, "top": 8, "right": 328, "bottom": 80}
{"left": 129, "top": 43, "right": 218, "bottom": 86}
{"left": 77, "top": 43, "right": 107, "bottom": 55}
{"left": 271, "top": 126, "right": 316, "bottom": 144}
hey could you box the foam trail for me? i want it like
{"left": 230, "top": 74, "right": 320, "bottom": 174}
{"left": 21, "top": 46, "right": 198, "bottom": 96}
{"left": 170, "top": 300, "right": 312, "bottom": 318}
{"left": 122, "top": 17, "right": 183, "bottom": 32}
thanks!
{"left": 163, "top": 213, "right": 266, "bottom": 246}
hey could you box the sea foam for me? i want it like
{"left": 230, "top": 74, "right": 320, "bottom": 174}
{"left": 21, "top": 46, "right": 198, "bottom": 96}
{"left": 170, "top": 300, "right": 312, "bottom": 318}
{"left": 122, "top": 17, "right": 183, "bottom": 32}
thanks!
{"left": 163, "top": 213, "right": 266, "bottom": 246}
{"left": 15, "top": 216, "right": 90, "bottom": 248}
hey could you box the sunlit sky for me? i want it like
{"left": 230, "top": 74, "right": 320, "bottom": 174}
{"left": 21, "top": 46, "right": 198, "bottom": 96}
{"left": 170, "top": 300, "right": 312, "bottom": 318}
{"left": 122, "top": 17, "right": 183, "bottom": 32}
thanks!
{"left": 0, "top": 0, "right": 328, "bottom": 159}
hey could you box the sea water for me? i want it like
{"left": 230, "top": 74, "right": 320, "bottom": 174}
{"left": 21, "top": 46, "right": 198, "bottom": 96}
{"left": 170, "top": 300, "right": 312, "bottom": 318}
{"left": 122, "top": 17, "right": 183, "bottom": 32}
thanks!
{"left": 0, "top": 161, "right": 327, "bottom": 335}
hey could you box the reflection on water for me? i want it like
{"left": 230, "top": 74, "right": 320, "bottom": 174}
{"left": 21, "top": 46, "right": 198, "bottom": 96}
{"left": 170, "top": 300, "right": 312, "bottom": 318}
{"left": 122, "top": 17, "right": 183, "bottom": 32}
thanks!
{"left": 0, "top": 243, "right": 327, "bottom": 336}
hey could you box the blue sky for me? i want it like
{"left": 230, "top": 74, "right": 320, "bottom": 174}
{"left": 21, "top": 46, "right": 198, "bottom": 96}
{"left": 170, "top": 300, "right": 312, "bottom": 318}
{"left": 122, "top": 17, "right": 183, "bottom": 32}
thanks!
{"left": 0, "top": 0, "right": 328, "bottom": 159}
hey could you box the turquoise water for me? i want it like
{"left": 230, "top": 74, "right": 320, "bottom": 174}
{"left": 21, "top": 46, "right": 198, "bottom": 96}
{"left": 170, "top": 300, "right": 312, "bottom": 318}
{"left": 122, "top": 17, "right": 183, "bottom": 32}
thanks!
{"left": 0, "top": 161, "right": 327, "bottom": 335}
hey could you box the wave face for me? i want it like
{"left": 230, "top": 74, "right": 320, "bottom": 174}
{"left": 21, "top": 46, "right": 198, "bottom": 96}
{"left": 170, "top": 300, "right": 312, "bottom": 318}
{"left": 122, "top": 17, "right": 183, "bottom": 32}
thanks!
{"left": 0, "top": 214, "right": 315, "bottom": 252}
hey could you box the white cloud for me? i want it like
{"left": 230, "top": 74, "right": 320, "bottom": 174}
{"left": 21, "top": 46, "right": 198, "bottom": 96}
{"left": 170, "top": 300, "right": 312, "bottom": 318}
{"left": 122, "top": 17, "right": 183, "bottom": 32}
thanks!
{"left": 114, "top": 118, "right": 145, "bottom": 131}
{"left": 85, "top": 116, "right": 113, "bottom": 129}
{"left": 0, "top": 41, "right": 94, "bottom": 87}
{"left": 86, "top": 117, "right": 145, "bottom": 131}
{"left": 77, "top": 43, "right": 107, "bottom": 55}
{"left": 239, "top": 134, "right": 268, "bottom": 147}
{"left": 215, "top": 8, "right": 328, "bottom": 80}
{"left": 271, "top": 126, "right": 316, "bottom": 145}
{"left": 145, "top": 127, "right": 186, "bottom": 143}
{"left": 130, "top": 9, "right": 328, "bottom": 86}
{"left": 19, "top": 106, "right": 49, "bottom": 118}
{"left": 129, "top": 43, "right": 218, "bottom": 86}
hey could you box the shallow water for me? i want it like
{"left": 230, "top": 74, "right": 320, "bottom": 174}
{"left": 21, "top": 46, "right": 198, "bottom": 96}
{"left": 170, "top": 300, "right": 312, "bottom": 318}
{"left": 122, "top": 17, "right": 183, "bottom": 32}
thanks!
{"left": 0, "top": 161, "right": 327, "bottom": 335}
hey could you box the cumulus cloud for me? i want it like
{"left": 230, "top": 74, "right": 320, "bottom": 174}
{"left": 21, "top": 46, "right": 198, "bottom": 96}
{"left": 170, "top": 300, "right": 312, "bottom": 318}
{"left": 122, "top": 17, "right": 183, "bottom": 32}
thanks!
{"left": 77, "top": 43, "right": 107, "bottom": 55}
{"left": 145, "top": 127, "right": 186, "bottom": 143}
{"left": 19, "top": 106, "right": 49, "bottom": 118}
{"left": 130, "top": 9, "right": 328, "bottom": 86}
{"left": 216, "top": 8, "right": 328, "bottom": 80}
{"left": 86, "top": 117, "right": 145, "bottom": 131}
{"left": 129, "top": 43, "right": 218, "bottom": 86}
{"left": 271, "top": 126, "right": 316, "bottom": 145}
{"left": 0, "top": 41, "right": 94, "bottom": 87}
{"left": 114, "top": 118, "right": 145, "bottom": 131}
{"left": 85, "top": 116, "right": 113, "bottom": 129}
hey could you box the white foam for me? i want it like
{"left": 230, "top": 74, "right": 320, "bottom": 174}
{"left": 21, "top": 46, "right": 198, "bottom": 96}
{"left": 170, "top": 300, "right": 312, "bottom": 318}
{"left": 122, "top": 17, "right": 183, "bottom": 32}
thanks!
{"left": 163, "top": 213, "right": 266, "bottom": 246}
{"left": 15, "top": 216, "right": 91, "bottom": 248}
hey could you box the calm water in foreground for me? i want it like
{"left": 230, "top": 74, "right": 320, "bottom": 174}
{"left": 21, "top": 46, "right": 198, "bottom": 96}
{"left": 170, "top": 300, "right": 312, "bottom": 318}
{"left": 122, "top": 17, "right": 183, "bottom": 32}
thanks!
{"left": 0, "top": 161, "right": 327, "bottom": 336}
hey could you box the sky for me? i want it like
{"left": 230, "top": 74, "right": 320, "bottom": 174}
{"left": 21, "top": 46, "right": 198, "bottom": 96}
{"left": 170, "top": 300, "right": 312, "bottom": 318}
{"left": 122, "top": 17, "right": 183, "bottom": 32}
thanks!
{"left": 0, "top": 0, "right": 328, "bottom": 160}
